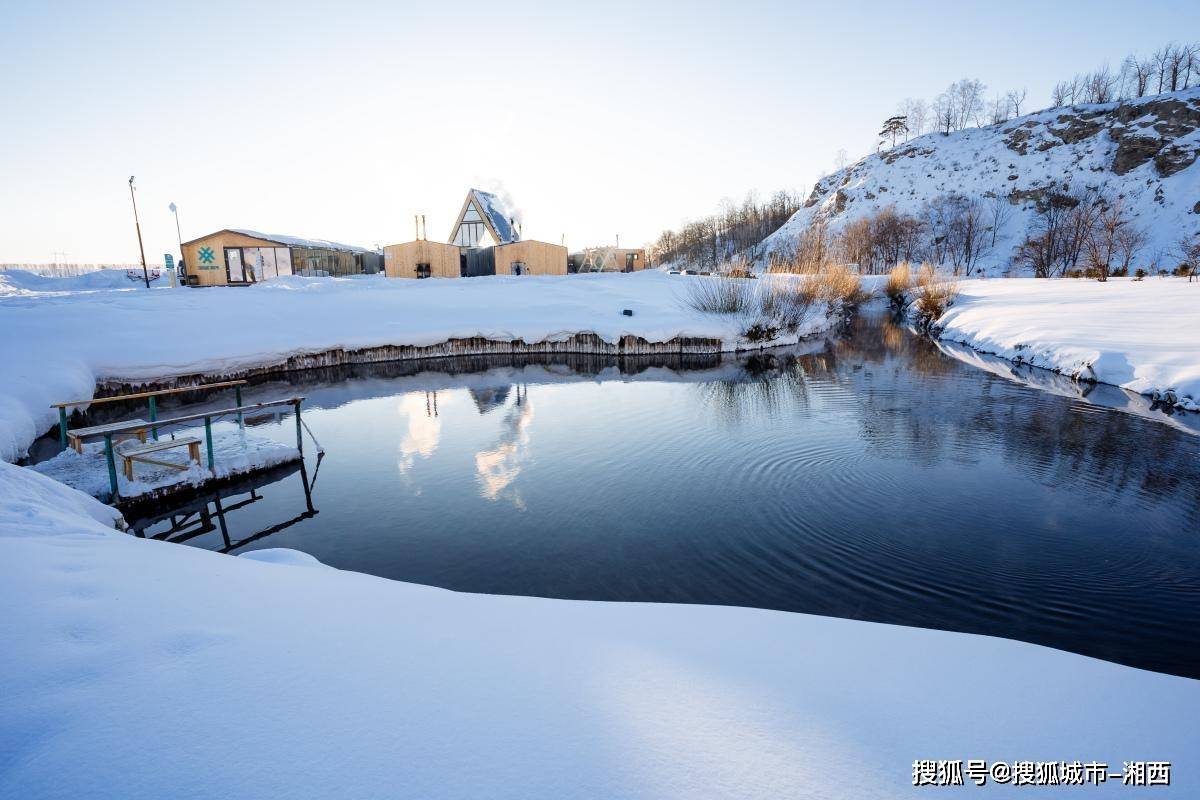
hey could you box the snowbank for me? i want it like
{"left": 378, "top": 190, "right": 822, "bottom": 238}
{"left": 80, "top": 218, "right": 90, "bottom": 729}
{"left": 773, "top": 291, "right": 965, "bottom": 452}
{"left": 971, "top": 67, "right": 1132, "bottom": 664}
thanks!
{"left": 0, "top": 272, "right": 837, "bottom": 462}
{"left": 935, "top": 277, "right": 1200, "bottom": 409}
{"left": 0, "top": 268, "right": 161, "bottom": 295}
{"left": 1, "top": 459, "right": 1196, "bottom": 799}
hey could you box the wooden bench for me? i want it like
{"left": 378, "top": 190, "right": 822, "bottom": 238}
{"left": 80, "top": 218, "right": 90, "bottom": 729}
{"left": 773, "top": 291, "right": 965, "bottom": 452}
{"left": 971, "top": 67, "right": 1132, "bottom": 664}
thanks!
{"left": 67, "top": 419, "right": 149, "bottom": 454}
{"left": 118, "top": 437, "right": 202, "bottom": 480}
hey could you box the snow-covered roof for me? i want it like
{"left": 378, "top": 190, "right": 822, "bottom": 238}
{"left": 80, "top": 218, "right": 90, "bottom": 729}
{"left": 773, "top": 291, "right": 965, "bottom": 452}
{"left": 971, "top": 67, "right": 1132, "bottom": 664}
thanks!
{"left": 468, "top": 189, "right": 520, "bottom": 244}
{"left": 228, "top": 229, "right": 370, "bottom": 253}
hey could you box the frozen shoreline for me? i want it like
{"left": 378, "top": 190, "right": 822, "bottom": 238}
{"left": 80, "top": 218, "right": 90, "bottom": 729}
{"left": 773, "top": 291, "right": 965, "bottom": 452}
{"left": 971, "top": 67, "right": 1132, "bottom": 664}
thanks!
{"left": 933, "top": 277, "right": 1200, "bottom": 411}
{"left": 0, "top": 270, "right": 837, "bottom": 463}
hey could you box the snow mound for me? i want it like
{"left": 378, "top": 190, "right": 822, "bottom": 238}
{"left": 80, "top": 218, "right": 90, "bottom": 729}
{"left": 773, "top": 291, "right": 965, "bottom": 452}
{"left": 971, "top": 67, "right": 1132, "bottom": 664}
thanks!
{"left": 760, "top": 88, "right": 1200, "bottom": 273}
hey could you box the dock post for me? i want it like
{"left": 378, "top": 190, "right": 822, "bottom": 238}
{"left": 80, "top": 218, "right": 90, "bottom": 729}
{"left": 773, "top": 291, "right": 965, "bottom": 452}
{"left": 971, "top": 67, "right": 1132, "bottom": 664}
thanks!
{"left": 294, "top": 399, "right": 304, "bottom": 455}
{"left": 103, "top": 435, "right": 118, "bottom": 499}
{"left": 149, "top": 395, "right": 158, "bottom": 441}
{"left": 58, "top": 407, "right": 68, "bottom": 449}
{"left": 204, "top": 416, "right": 215, "bottom": 474}
{"left": 235, "top": 387, "right": 244, "bottom": 429}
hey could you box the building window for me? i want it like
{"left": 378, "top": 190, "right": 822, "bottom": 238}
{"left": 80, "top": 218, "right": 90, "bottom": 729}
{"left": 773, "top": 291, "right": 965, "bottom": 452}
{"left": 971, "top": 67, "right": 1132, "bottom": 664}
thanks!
{"left": 415, "top": 263, "right": 431, "bottom": 279}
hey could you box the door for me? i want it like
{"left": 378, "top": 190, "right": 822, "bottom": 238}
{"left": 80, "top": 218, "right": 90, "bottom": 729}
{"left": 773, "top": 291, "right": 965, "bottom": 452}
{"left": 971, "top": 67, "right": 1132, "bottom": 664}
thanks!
{"left": 225, "top": 248, "right": 246, "bottom": 283}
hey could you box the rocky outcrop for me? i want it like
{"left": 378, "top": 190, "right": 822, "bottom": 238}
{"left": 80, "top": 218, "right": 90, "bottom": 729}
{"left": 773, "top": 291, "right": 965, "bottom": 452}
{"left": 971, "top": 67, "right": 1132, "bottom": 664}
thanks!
{"left": 1154, "top": 143, "right": 1198, "bottom": 177}
{"left": 1112, "top": 133, "right": 1164, "bottom": 174}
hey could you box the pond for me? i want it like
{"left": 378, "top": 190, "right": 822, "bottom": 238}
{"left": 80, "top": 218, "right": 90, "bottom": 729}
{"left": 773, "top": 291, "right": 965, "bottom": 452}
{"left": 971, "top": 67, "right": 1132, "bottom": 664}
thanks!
{"left": 120, "top": 313, "right": 1200, "bottom": 679}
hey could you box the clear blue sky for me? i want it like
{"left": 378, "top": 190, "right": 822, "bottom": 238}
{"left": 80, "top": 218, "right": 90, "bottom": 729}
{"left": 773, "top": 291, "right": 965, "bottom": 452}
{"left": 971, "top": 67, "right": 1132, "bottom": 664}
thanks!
{"left": 1, "top": 0, "right": 1196, "bottom": 263}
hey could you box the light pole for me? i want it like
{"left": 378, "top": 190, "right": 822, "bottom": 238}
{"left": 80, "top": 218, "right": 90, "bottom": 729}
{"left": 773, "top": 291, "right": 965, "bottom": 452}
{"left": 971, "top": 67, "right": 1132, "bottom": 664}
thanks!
{"left": 169, "top": 201, "right": 183, "bottom": 255}
{"left": 128, "top": 176, "right": 150, "bottom": 289}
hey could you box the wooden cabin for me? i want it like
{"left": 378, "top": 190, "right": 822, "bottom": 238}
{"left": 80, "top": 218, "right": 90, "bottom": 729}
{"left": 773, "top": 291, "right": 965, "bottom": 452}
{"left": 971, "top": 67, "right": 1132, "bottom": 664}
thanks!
{"left": 568, "top": 247, "right": 649, "bottom": 273}
{"left": 384, "top": 240, "right": 462, "bottom": 279}
{"left": 384, "top": 188, "right": 566, "bottom": 279}
{"left": 179, "top": 229, "right": 377, "bottom": 287}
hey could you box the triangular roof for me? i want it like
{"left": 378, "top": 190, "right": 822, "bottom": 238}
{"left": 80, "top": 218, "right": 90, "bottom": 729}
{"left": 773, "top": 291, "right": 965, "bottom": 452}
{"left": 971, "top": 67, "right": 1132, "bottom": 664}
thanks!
{"left": 448, "top": 188, "right": 520, "bottom": 247}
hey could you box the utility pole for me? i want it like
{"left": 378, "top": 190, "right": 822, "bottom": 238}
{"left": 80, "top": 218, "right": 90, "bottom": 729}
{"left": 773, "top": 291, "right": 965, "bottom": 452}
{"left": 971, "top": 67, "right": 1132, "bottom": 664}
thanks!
{"left": 128, "top": 176, "right": 150, "bottom": 289}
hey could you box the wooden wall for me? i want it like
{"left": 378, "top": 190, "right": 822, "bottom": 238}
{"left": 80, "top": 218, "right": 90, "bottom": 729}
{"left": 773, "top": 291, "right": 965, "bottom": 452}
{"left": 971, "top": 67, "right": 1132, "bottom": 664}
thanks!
{"left": 182, "top": 231, "right": 280, "bottom": 286}
{"left": 383, "top": 240, "right": 462, "bottom": 279}
{"left": 494, "top": 240, "right": 568, "bottom": 276}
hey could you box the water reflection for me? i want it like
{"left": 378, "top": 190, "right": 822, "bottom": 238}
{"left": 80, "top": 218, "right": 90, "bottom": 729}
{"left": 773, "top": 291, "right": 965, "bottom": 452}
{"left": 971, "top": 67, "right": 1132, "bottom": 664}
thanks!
{"left": 116, "top": 317, "right": 1200, "bottom": 678}
{"left": 126, "top": 458, "right": 319, "bottom": 552}
{"left": 474, "top": 385, "right": 533, "bottom": 507}
{"left": 397, "top": 391, "right": 441, "bottom": 474}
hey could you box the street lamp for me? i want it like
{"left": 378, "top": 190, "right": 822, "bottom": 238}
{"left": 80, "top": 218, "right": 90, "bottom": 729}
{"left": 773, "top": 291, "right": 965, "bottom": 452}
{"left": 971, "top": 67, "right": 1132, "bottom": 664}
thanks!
{"left": 169, "top": 201, "right": 183, "bottom": 255}
{"left": 128, "top": 176, "right": 150, "bottom": 289}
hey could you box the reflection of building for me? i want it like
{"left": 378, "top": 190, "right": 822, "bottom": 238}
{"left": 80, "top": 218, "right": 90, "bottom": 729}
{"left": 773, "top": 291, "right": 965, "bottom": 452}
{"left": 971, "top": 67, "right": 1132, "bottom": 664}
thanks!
{"left": 468, "top": 386, "right": 511, "bottom": 413}
{"left": 475, "top": 386, "right": 533, "bottom": 505}
{"left": 568, "top": 247, "right": 649, "bottom": 273}
{"left": 181, "top": 229, "right": 380, "bottom": 287}
{"left": 384, "top": 188, "right": 568, "bottom": 279}
{"left": 396, "top": 392, "right": 442, "bottom": 474}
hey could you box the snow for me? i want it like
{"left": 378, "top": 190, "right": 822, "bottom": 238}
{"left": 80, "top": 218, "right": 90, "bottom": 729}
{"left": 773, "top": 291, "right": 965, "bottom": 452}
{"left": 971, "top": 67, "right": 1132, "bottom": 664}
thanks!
{"left": 0, "top": 271, "right": 838, "bottom": 463}
{"left": 0, "top": 459, "right": 1196, "bottom": 799}
{"left": 31, "top": 427, "right": 300, "bottom": 500}
{"left": 226, "top": 228, "right": 370, "bottom": 253}
{"left": 760, "top": 88, "right": 1200, "bottom": 274}
{"left": 934, "top": 277, "right": 1200, "bottom": 410}
{"left": 471, "top": 187, "right": 521, "bottom": 243}
{"left": 0, "top": 268, "right": 161, "bottom": 296}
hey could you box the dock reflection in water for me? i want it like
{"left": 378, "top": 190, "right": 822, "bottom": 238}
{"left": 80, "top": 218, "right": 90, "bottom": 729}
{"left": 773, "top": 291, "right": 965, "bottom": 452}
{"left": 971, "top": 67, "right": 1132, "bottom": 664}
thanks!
{"left": 125, "top": 457, "right": 321, "bottom": 553}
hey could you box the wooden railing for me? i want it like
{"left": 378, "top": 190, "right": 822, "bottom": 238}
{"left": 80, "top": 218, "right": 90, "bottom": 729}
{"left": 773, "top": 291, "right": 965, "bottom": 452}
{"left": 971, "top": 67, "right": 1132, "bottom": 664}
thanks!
{"left": 51, "top": 380, "right": 248, "bottom": 447}
{"left": 88, "top": 397, "right": 305, "bottom": 499}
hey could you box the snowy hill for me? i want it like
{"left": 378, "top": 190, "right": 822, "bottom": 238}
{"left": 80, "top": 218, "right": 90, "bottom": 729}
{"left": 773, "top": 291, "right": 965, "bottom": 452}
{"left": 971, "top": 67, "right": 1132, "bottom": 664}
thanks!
{"left": 760, "top": 89, "right": 1200, "bottom": 273}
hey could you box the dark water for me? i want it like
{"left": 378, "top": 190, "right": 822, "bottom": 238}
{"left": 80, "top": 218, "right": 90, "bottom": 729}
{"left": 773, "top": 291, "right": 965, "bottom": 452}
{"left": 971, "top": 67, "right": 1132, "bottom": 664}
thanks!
{"left": 124, "top": 314, "right": 1200, "bottom": 679}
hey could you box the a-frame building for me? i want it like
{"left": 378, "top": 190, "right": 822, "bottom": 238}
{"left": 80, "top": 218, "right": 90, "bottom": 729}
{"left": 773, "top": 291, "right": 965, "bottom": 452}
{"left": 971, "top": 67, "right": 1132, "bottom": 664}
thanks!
{"left": 448, "top": 188, "right": 521, "bottom": 248}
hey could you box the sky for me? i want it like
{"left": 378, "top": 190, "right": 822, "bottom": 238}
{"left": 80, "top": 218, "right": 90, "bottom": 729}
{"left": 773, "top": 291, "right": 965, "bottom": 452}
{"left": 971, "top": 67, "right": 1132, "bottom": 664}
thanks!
{"left": 1, "top": 0, "right": 1197, "bottom": 264}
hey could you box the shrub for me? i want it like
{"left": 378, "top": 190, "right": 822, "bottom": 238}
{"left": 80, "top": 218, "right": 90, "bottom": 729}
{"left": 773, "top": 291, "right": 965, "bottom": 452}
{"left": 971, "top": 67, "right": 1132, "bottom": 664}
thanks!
{"left": 681, "top": 262, "right": 757, "bottom": 315}
{"left": 758, "top": 275, "right": 821, "bottom": 332}
{"left": 912, "top": 262, "right": 959, "bottom": 321}
{"left": 884, "top": 261, "right": 914, "bottom": 307}
{"left": 811, "top": 263, "right": 867, "bottom": 308}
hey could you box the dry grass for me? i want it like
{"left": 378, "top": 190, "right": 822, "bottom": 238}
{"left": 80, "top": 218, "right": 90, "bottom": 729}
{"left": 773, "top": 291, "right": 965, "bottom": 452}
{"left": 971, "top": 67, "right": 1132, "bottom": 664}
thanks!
{"left": 681, "top": 261, "right": 758, "bottom": 315}
{"left": 810, "top": 263, "right": 868, "bottom": 308}
{"left": 884, "top": 261, "right": 914, "bottom": 307}
{"left": 912, "top": 262, "right": 960, "bottom": 321}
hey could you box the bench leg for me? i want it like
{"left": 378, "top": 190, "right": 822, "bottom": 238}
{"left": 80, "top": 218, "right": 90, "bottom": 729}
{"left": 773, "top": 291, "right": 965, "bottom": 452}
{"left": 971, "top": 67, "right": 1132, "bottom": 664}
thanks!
{"left": 188, "top": 442, "right": 200, "bottom": 464}
{"left": 137, "top": 431, "right": 147, "bottom": 444}
{"left": 123, "top": 458, "right": 133, "bottom": 481}
{"left": 73, "top": 440, "right": 83, "bottom": 454}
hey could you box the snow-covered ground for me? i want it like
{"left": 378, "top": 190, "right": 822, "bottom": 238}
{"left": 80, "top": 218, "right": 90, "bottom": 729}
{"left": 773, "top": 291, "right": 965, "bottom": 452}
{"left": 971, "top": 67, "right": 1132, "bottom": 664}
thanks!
{"left": 934, "top": 277, "right": 1200, "bottom": 410}
{"left": 2, "top": 269, "right": 1198, "bottom": 798}
{"left": 0, "top": 270, "right": 837, "bottom": 463}
{"left": 1, "top": 461, "right": 1196, "bottom": 799}
{"left": 32, "top": 427, "right": 299, "bottom": 500}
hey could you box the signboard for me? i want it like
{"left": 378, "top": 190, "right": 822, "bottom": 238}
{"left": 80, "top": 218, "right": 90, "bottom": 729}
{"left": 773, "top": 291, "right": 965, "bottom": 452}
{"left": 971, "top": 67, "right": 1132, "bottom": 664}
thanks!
{"left": 164, "top": 253, "right": 174, "bottom": 270}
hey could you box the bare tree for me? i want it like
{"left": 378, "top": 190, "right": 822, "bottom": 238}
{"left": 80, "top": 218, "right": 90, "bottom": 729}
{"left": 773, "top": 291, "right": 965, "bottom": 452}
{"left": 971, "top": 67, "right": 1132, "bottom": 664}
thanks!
{"left": 1122, "top": 55, "right": 1155, "bottom": 98}
{"left": 834, "top": 149, "right": 849, "bottom": 171}
{"left": 988, "top": 195, "right": 1015, "bottom": 248}
{"left": 931, "top": 92, "right": 955, "bottom": 134}
{"left": 1084, "top": 197, "right": 1136, "bottom": 279}
{"left": 1006, "top": 88, "right": 1027, "bottom": 117}
{"left": 1177, "top": 232, "right": 1200, "bottom": 281}
{"left": 987, "top": 94, "right": 1008, "bottom": 125}
{"left": 898, "top": 98, "right": 929, "bottom": 137}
